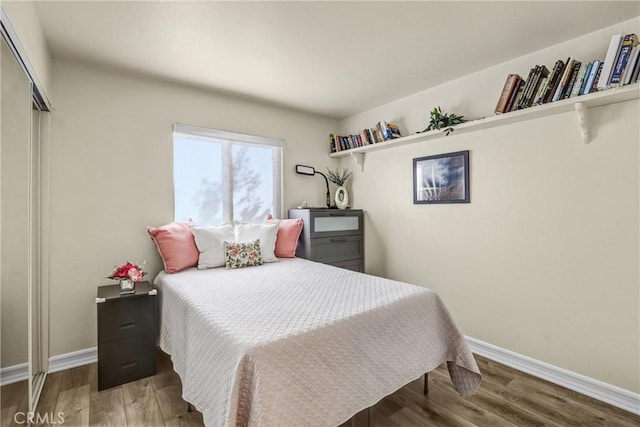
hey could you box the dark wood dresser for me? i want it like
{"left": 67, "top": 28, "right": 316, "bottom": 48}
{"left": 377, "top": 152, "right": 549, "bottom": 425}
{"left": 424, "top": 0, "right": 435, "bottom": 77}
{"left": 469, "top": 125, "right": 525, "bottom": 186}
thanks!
{"left": 96, "top": 281, "right": 157, "bottom": 390}
{"left": 288, "top": 208, "right": 364, "bottom": 272}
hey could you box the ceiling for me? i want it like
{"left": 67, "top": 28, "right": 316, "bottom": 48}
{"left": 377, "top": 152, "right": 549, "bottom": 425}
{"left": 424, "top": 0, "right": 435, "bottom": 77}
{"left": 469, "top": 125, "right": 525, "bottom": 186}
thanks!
{"left": 34, "top": 1, "right": 639, "bottom": 119}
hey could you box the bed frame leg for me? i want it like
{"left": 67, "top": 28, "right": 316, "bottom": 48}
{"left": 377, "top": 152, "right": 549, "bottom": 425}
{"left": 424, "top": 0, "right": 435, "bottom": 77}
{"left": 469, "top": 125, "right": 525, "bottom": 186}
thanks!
{"left": 424, "top": 372, "right": 429, "bottom": 395}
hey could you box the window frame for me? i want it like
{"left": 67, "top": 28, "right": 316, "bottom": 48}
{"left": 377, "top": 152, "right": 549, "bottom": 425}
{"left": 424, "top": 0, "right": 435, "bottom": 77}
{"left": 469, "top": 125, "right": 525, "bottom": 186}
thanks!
{"left": 172, "top": 123, "right": 285, "bottom": 223}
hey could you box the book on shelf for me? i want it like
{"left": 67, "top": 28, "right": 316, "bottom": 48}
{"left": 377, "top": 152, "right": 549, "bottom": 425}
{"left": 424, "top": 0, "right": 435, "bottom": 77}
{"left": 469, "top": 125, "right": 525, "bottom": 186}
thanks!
{"left": 610, "top": 33, "right": 639, "bottom": 86}
{"left": 516, "top": 67, "right": 537, "bottom": 109}
{"left": 367, "top": 128, "right": 376, "bottom": 144}
{"left": 495, "top": 74, "right": 521, "bottom": 113}
{"left": 552, "top": 57, "right": 575, "bottom": 101}
{"left": 561, "top": 60, "right": 582, "bottom": 99}
{"left": 361, "top": 130, "right": 371, "bottom": 145}
{"left": 506, "top": 78, "right": 525, "bottom": 111}
{"left": 525, "top": 65, "right": 549, "bottom": 107}
{"left": 590, "top": 62, "right": 604, "bottom": 93}
{"left": 630, "top": 47, "right": 640, "bottom": 83}
{"left": 542, "top": 59, "right": 566, "bottom": 104}
{"left": 569, "top": 62, "right": 588, "bottom": 98}
{"left": 582, "top": 60, "right": 601, "bottom": 95}
{"left": 387, "top": 123, "right": 402, "bottom": 138}
{"left": 622, "top": 45, "right": 640, "bottom": 85}
{"left": 533, "top": 76, "right": 550, "bottom": 105}
{"left": 598, "top": 33, "right": 624, "bottom": 89}
{"left": 520, "top": 67, "right": 539, "bottom": 109}
{"left": 577, "top": 62, "right": 594, "bottom": 95}
{"left": 377, "top": 121, "right": 393, "bottom": 140}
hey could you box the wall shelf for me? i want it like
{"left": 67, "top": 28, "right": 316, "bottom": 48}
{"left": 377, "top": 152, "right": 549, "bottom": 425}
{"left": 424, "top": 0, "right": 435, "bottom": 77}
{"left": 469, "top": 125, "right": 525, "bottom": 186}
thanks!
{"left": 331, "top": 83, "right": 640, "bottom": 170}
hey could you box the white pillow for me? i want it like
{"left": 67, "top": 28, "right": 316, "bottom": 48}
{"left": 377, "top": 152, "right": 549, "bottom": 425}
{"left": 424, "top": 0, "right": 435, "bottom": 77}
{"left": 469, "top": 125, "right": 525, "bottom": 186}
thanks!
{"left": 234, "top": 222, "right": 278, "bottom": 263}
{"left": 191, "top": 223, "right": 235, "bottom": 269}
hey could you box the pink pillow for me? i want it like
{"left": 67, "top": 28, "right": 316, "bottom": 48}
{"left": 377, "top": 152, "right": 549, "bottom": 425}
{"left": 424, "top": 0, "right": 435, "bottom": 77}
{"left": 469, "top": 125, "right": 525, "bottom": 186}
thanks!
{"left": 267, "top": 215, "right": 303, "bottom": 258}
{"left": 147, "top": 222, "right": 199, "bottom": 273}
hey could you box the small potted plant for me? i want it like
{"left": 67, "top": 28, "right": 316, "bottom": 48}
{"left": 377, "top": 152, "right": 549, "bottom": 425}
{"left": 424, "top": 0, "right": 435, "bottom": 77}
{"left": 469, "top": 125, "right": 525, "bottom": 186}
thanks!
{"left": 108, "top": 261, "right": 146, "bottom": 294}
{"left": 326, "top": 168, "right": 352, "bottom": 210}
{"left": 420, "top": 106, "right": 466, "bottom": 136}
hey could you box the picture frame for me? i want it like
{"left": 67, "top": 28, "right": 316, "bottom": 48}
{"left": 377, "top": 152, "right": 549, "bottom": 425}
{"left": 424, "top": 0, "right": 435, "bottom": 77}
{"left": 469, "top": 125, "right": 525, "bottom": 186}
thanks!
{"left": 413, "top": 150, "right": 470, "bottom": 204}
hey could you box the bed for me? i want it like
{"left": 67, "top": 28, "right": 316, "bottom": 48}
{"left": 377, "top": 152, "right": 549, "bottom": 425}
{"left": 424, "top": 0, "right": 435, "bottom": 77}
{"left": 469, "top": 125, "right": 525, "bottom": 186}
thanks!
{"left": 155, "top": 257, "right": 481, "bottom": 426}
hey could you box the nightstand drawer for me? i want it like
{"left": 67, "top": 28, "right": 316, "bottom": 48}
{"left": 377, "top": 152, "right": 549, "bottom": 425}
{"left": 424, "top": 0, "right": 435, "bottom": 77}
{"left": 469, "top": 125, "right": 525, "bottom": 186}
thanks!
{"left": 98, "top": 297, "right": 154, "bottom": 343}
{"left": 310, "top": 235, "right": 363, "bottom": 263}
{"left": 98, "top": 334, "right": 156, "bottom": 390}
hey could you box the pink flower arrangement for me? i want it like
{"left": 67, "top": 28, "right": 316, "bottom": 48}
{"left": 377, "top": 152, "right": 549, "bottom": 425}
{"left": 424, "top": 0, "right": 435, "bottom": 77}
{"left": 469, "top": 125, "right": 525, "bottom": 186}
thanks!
{"left": 108, "top": 261, "right": 146, "bottom": 282}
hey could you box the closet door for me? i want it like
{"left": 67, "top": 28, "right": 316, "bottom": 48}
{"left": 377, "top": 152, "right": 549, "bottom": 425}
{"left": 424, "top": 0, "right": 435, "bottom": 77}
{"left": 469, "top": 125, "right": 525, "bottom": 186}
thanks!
{"left": 1, "top": 35, "right": 32, "bottom": 393}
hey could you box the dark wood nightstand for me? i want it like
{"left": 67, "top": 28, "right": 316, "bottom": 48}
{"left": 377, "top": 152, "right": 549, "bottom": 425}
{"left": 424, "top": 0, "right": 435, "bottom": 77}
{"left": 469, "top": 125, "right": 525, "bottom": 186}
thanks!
{"left": 96, "top": 281, "right": 157, "bottom": 390}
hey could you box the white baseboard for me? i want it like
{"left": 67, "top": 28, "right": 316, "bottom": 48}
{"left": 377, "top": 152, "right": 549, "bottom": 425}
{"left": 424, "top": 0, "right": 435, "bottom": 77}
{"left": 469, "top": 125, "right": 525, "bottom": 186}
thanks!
{"left": 0, "top": 362, "right": 28, "bottom": 386}
{"left": 48, "top": 347, "right": 97, "bottom": 373}
{"left": 4, "top": 340, "right": 639, "bottom": 415}
{"left": 466, "top": 336, "right": 640, "bottom": 415}
{"left": 1, "top": 347, "right": 96, "bottom": 386}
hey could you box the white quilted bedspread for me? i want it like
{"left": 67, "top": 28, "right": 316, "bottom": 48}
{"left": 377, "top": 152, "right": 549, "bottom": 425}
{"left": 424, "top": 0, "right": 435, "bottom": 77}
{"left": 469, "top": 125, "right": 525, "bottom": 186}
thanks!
{"left": 156, "top": 258, "right": 481, "bottom": 427}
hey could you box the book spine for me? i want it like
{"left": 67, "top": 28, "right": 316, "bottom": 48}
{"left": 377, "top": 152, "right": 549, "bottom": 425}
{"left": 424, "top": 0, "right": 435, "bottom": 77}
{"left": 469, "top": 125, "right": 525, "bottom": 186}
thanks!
{"left": 351, "top": 135, "right": 359, "bottom": 148}
{"left": 578, "top": 62, "right": 593, "bottom": 95}
{"left": 542, "top": 60, "right": 565, "bottom": 104}
{"left": 631, "top": 49, "right": 640, "bottom": 83}
{"left": 517, "top": 67, "right": 536, "bottom": 109}
{"left": 533, "top": 77, "right": 549, "bottom": 105}
{"left": 367, "top": 128, "right": 376, "bottom": 144}
{"left": 530, "top": 65, "right": 549, "bottom": 105}
{"left": 562, "top": 61, "right": 581, "bottom": 99}
{"left": 582, "top": 60, "right": 600, "bottom": 94}
{"left": 622, "top": 46, "right": 640, "bottom": 85}
{"left": 611, "top": 34, "right": 638, "bottom": 85}
{"left": 591, "top": 62, "right": 604, "bottom": 93}
{"left": 387, "top": 123, "right": 401, "bottom": 138}
{"left": 495, "top": 74, "right": 519, "bottom": 114}
{"left": 507, "top": 81, "right": 525, "bottom": 112}
{"left": 553, "top": 58, "right": 574, "bottom": 101}
{"left": 570, "top": 62, "right": 588, "bottom": 98}
{"left": 523, "top": 66, "right": 542, "bottom": 108}
{"left": 329, "top": 134, "right": 336, "bottom": 153}
{"left": 598, "top": 33, "right": 624, "bottom": 89}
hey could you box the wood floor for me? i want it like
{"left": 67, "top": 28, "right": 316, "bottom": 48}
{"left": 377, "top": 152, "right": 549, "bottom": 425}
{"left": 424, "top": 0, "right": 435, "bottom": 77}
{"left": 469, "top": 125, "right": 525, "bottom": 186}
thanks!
{"left": 1, "top": 350, "right": 638, "bottom": 426}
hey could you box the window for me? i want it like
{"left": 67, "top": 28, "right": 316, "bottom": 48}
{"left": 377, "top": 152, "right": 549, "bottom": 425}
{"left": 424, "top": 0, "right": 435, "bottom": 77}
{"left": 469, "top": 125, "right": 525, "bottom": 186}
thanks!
{"left": 173, "top": 124, "right": 283, "bottom": 226}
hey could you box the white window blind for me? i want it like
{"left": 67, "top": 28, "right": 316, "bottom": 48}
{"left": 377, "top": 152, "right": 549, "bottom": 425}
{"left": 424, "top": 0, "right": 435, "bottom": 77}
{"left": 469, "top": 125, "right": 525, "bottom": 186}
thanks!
{"left": 173, "top": 123, "right": 284, "bottom": 226}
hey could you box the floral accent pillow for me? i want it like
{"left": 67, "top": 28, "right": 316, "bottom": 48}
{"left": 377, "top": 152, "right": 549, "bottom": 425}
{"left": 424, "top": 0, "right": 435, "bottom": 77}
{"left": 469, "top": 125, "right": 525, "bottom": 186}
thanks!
{"left": 224, "top": 239, "right": 263, "bottom": 269}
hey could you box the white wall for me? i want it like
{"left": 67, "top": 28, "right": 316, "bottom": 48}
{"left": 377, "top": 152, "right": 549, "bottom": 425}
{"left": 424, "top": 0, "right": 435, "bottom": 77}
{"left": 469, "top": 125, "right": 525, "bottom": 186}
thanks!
{"left": 338, "top": 18, "right": 640, "bottom": 392}
{"left": 48, "top": 58, "right": 337, "bottom": 357}
{"left": 2, "top": 1, "right": 52, "bottom": 102}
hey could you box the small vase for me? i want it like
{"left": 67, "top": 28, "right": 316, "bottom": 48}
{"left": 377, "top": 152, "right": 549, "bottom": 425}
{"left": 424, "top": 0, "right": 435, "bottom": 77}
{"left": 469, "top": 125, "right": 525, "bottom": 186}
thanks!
{"left": 335, "top": 186, "right": 349, "bottom": 210}
{"left": 119, "top": 279, "right": 135, "bottom": 294}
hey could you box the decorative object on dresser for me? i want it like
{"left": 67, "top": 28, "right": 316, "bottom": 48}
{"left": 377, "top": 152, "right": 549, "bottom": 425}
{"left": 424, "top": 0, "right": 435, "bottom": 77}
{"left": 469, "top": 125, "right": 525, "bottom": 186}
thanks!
{"left": 326, "top": 167, "right": 352, "bottom": 210}
{"left": 413, "top": 150, "right": 470, "bottom": 204}
{"left": 295, "top": 164, "right": 331, "bottom": 208}
{"left": 95, "top": 281, "right": 157, "bottom": 390}
{"left": 288, "top": 208, "right": 364, "bottom": 272}
{"left": 107, "top": 261, "right": 147, "bottom": 294}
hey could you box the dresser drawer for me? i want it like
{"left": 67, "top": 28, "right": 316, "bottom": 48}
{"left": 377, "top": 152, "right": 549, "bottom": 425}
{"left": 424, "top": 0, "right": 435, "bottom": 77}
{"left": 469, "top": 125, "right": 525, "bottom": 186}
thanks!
{"left": 308, "top": 211, "right": 363, "bottom": 238}
{"left": 310, "top": 235, "right": 363, "bottom": 263}
{"left": 98, "top": 296, "right": 154, "bottom": 343}
{"left": 98, "top": 334, "right": 156, "bottom": 390}
{"left": 327, "top": 258, "right": 364, "bottom": 272}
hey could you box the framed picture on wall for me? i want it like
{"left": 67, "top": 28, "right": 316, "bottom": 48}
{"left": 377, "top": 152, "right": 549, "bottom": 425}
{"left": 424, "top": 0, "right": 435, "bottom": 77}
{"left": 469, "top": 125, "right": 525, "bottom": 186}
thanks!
{"left": 413, "top": 150, "right": 470, "bottom": 204}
